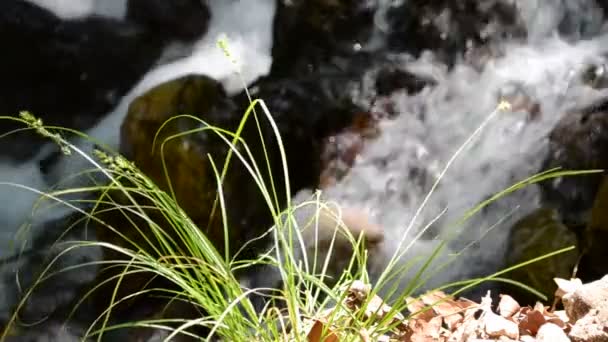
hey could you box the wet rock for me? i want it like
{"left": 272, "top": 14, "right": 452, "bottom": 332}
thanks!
{"left": 268, "top": 0, "right": 409, "bottom": 190}
{"left": 385, "top": 0, "right": 526, "bottom": 66}
{"left": 93, "top": 75, "right": 245, "bottom": 314}
{"left": 581, "top": 62, "right": 608, "bottom": 90}
{"left": 98, "top": 296, "right": 206, "bottom": 342}
{"left": 271, "top": 0, "right": 378, "bottom": 77}
{"left": 269, "top": 0, "right": 388, "bottom": 109}
{"left": 114, "top": 75, "right": 240, "bottom": 257}
{"left": 0, "top": 0, "right": 210, "bottom": 162}
{"left": 319, "top": 111, "right": 381, "bottom": 188}
{"left": 127, "top": 0, "right": 210, "bottom": 41}
{"left": 539, "top": 96, "right": 608, "bottom": 227}
{"left": 505, "top": 208, "right": 579, "bottom": 304}
{"left": 243, "top": 75, "right": 364, "bottom": 190}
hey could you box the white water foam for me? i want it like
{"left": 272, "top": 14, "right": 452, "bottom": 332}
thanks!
{"left": 24, "top": 0, "right": 128, "bottom": 20}
{"left": 321, "top": 23, "right": 608, "bottom": 295}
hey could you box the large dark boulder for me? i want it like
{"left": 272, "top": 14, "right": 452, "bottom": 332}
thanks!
{"left": 539, "top": 97, "right": 608, "bottom": 227}
{"left": 538, "top": 96, "right": 608, "bottom": 285}
{"left": 385, "top": 0, "right": 526, "bottom": 66}
{"left": 0, "top": 0, "right": 210, "bottom": 162}
{"left": 270, "top": 0, "right": 379, "bottom": 79}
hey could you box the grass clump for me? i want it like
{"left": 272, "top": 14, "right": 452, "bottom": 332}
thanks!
{"left": 0, "top": 44, "right": 600, "bottom": 342}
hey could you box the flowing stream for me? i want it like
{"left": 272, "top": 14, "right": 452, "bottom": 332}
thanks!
{"left": 319, "top": 1, "right": 608, "bottom": 294}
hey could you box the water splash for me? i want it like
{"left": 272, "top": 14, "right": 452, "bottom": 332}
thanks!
{"left": 318, "top": 2, "right": 608, "bottom": 294}
{"left": 24, "top": 0, "right": 128, "bottom": 20}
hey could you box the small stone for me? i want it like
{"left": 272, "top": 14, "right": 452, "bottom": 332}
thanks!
{"left": 483, "top": 311, "right": 519, "bottom": 340}
{"left": 569, "top": 314, "right": 608, "bottom": 342}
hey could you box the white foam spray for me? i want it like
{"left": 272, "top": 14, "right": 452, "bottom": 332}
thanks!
{"left": 24, "top": 0, "right": 128, "bottom": 20}
{"left": 319, "top": 3, "right": 608, "bottom": 295}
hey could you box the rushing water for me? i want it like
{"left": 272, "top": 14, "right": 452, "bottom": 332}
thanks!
{"left": 318, "top": 2, "right": 608, "bottom": 294}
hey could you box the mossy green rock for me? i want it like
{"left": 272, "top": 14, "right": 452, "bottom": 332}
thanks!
{"left": 506, "top": 208, "right": 579, "bottom": 303}
{"left": 97, "top": 75, "right": 289, "bottom": 263}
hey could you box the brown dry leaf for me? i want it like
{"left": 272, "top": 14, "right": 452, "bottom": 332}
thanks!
{"left": 406, "top": 297, "right": 437, "bottom": 322}
{"left": 551, "top": 310, "right": 570, "bottom": 325}
{"left": 362, "top": 293, "right": 408, "bottom": 332}
{"left": 533, "top": 302, "right": 548, "bottom": 314}
{"left": 307, "top": 319, "right": 339, "bottom": 342}
{"left": 364, "top": 294, "right": 392, "bottom": 318}
{"left": 419, "top": 290, "right": 450, "bottom": 306}
{"left": 350, "top": 281, "right": 372, "bottom": 299}
{"left": 554, "top": 277, "right": 583, "bottom": 298}
{"left": 498, "top": 295, "right": 520, "bottom": 318}
{"left": 457, "top": 298, "right": 482, "bottom": 323}
{"left": 480, "top": 292, "right": 494, "bottom": 311}
{"left": 408, "top": 316, "right": 445, "bottom": 342}
{"left": 421, "top": 291, "right": 466, "bottom": 331}
{"left": 448, "top": 314, "right": 482, "bottom": 342}
{"left": 443, "top": 313, "right": 464, "bottom": 332}
{"left": 519, "top": 309, "right": 546, "bottom": 336}
{"left": 455, "top": 297, "right": 479, "bottom": 310}
{"left": 345, "top": 280, "right": 371, "bottom": 309}
{"left": 541, "top": 309, "right": 569, "bottom": 330}
{"left": 343, "top": 281, "right": 408, "bottom": 333}
{"left": 425, "top": 316, "right": 444, "bottom": 339}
